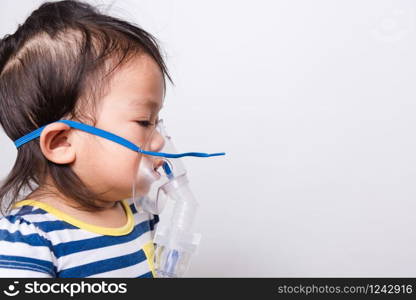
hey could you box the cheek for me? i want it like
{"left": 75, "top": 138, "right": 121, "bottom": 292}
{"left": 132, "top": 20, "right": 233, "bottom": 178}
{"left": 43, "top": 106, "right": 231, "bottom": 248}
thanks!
{"left": 125, "top": 126, "right": 157, "bottom": 150}
{"left": 104, "top": 148, "right": 139, "bottom": 183}
{"left": 76, "top": 139, "right": 140, "bottom": 191}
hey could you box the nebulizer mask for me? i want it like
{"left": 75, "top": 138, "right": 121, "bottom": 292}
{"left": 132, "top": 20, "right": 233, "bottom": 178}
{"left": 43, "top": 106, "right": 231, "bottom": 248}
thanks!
{"left": 133, "top": 119, "right": 217, "bottom": 277}
{"left": 13, "top": 119, "right": 225, "bottom": 278}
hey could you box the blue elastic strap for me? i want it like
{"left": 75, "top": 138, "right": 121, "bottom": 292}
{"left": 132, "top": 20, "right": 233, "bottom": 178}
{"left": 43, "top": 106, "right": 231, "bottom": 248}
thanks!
{"left": 13, "top": 119, "right": 225, "bottom": 159}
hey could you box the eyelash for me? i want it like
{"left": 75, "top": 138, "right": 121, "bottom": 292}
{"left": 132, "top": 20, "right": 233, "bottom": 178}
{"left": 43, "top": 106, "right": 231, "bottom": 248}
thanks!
{"left": 136, "top": 119, "right": 160, "bottom": 128}
{"left": 137, "top": 120, "right": 153, "bottom": 128}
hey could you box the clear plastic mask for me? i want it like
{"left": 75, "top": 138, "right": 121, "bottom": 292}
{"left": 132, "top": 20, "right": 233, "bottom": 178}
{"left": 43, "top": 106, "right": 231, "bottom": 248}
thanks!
{"left": 132, "top": 119, "right": 187, "bottom": 214}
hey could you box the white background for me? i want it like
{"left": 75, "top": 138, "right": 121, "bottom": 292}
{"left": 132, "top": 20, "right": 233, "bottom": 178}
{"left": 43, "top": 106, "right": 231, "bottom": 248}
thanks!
{"left": 1, "top": 0, "right": 416, "bottom": 277}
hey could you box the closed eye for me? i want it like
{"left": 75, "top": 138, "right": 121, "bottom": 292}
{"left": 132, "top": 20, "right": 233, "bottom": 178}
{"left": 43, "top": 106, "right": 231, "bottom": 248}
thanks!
{"left": 136, "top": 120, "right": 153, "bottom": 128}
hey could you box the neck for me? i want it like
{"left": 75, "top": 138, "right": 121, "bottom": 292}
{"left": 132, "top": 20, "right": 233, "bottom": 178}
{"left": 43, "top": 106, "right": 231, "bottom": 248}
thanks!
{"left": 26, "top": 177, "right": 117, "bottom": 211}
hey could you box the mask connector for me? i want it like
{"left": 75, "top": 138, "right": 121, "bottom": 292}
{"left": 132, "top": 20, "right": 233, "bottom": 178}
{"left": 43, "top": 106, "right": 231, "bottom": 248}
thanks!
{"left": 153, "top": 172, "right": 201, "bottom": 278}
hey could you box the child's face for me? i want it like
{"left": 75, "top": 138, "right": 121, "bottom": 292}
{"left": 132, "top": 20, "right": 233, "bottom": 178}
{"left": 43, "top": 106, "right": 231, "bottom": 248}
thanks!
{"left": 72, "top": 54, "right": 165, "bottom": 202}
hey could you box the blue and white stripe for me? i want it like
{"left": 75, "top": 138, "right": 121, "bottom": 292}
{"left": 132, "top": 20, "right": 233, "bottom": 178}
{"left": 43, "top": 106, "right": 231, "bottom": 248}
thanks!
{"left": 0, "top": 199, "right": 158, "bottom": 278}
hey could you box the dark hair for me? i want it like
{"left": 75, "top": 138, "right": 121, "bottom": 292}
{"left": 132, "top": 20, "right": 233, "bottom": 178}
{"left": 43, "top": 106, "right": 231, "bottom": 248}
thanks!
{"left": 0, "top": 0, "right": 173, "bottom": 214}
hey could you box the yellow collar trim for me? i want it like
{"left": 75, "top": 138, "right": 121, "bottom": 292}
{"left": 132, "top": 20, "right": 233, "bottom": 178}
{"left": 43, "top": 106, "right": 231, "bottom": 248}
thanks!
{"left": 13, "top": 199, "right": 134, "bottom": 236}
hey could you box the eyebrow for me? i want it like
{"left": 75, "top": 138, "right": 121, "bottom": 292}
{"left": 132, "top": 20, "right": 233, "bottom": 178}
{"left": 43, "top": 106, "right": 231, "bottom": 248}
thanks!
{"left": 128, "top": 98, "right": 163, "bottom": 111}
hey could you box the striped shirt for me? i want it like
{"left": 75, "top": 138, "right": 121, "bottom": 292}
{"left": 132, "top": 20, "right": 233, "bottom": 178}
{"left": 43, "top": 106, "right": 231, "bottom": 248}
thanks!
{"left": 0, "top": 198, "right": 159, "bottom": 278}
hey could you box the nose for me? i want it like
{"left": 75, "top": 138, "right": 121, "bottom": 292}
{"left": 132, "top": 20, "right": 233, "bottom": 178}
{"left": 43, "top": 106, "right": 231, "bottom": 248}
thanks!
{"left": 149, "top": 130, "right": 165, "bottom": 152}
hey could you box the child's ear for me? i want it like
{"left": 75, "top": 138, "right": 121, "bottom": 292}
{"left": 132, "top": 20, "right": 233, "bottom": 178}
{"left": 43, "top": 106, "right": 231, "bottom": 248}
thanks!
{"left": 39, "top": 122, "right": 76, "bottom": 164}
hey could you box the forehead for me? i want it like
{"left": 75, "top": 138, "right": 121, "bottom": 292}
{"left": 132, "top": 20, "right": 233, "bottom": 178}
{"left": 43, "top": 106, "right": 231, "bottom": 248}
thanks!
{"left": 104, "top": 54, "right": 164, "bottom": 112}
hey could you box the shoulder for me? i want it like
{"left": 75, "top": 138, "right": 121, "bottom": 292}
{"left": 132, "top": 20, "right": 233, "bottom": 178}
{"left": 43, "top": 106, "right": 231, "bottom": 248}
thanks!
{"left": 0, "top": 206, "right": 56, "bottom": 277}
{"left": 0, "top": 205, "right": 52, "bottom": 236}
